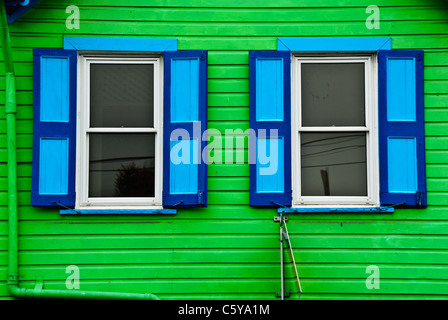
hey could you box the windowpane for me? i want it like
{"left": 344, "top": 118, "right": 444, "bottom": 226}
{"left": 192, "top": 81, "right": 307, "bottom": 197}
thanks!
{"left": 301, "top": 132, "right": 367, "bottom": 196}
{"left": 90, "top": 64, "right": 154, "bottom": 128}
{"left": 89, "top": 133, "right": 155, "bottom": 198}
{"left": 301, "top": 63, "right": 365, "bottom": 126}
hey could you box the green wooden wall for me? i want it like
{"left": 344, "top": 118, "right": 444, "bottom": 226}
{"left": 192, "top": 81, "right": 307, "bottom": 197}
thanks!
{"left": 1, "top": 0, "right": 448, "bottom": 299}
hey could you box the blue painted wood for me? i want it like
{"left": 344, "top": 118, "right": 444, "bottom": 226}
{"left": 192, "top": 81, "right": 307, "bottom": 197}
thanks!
{"left": 31, "top": 49, "right": 77, "bottom": 207}
{"left": 60, "top": 209, "right": 177, "bottom": 215}
{"left": 39, "top": 138, "right": 69, "bottom": 195}
{"left": 256, "top": 137, "right": 284, "bottom": 193}
{"left": 256, "top": 58, "right": 284, "bottom": 121}
{"left": 249, "top": 51, "right": 291, "bottom": 207}
{"left": 278, "top": 207, "right": 394, "bottom": 213}
{"left": 6, "top": 0, "right": 40, "bottom": 24}
{"left": 63, "top": 37, "right": 178, "bottom": 51}
{"left": 379, "top": 50, "right": 426, "bottom": 207}
{"left": 388, "top": 137, "right": 418, "bottom": 193}
{"left": 277, "top": 37, "right": 391, "bottom": 51}
{"left": 40, "top": 56, "right": 70, "bottom": 122}
{"left": 163, "top": 51, "right": 208, "bottom": 207}
{"left": 171, "top": 58, "right": 199, "bottom": 122}
{"left": 5, "top": 0, "right": 30, "bottom": 5}
{"left": 170, "top": 139, "right": 199, "bottom": 194}
{"left": 387, "top": 57, "right": 416, "bottom": 121}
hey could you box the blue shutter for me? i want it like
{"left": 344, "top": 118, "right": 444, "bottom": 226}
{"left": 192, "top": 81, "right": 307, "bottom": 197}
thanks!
{"left": 249, "top": 51, "right": 292, "bottom": 206}
{"left": 378, "top": 50, "right": 427, "bottom": 207}
{"left": 163, "top": 51, "right": 208, "bottom": 207}
{"left": 31, "top": 49, "right": 77, "bottom": 207}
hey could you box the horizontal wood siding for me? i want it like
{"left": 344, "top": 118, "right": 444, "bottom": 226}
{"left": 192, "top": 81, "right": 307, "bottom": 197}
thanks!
{"left": 1, "top": 0, "right": 448, "bottom": 299}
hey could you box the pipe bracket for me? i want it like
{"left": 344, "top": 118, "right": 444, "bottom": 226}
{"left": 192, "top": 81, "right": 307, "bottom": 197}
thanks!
{"left": 7, "top": 273, "right": 18, "bottom": 285}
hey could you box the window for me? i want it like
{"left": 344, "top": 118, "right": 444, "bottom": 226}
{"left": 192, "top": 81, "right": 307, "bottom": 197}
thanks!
{"left": 77, "top": 55, "right": 163, "bottom": 208}
{"left": 31, "top": 38, "right": 208, "bottom": 212}
{"left": 292, "top": 55, "right": 379, "bottom": 207}
{"left": 249, "top": 38, "right": 427, "bottom": 209}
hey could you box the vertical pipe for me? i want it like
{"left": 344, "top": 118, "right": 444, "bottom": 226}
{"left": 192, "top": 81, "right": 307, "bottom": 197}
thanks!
{"left": 1, "top": 1, "right": 19, "bottom": 290}
{"left": 1, "top": 2, "right": 159, "bottom": 300}
{"left": 6, "top": 73, "right": 18, "bottom": 289}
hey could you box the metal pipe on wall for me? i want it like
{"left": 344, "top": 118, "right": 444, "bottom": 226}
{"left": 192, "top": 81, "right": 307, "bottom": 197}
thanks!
{"left": 1, "top": 2, "right": 159, "bottom": 300}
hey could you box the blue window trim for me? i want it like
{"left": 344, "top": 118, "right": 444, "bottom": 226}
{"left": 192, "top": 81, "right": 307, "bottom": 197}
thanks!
{"left": 60, "top": 209, "right": 177, "bottom": 215}
{"left": 5, "top": 0, "right": 41, "bottom": 24}
{"left": 278, "top": 207, "right": 394, "bottom": 214}
{"left": 63, "top": 37, "right": 177, "bottom": 51}
{"left": 277, "top": 37, "right": 391, "bottom": 51}
{"left": 55, "top": 37, "right": 179, "bottom": 215}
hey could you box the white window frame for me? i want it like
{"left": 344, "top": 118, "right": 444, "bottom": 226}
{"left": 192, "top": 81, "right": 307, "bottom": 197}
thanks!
{"left": 291, "top": 54, "right": 379, "bottom": 207}
{"left": 76, "top": 53, "right": 163, "bottom": 209}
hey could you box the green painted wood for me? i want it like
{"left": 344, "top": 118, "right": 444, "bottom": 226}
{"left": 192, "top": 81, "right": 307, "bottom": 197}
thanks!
{"left": 425, "top": 109, "right": 448, "bottom": 122}
{"left": 4, "top": 203, "right": 448, "bottom": 221}
{"left": 1, "top": 0, "right": 448, "bottom": 300}
{"left": 208, "top": 107, "right": 249, "bottom": 121}
{"left": 425, "top": 95, "right": 448, "bottom": 108}
{"left": 2, "top": 264, "right": 448, "bottom": 283}
{"left": 1, "top": 248, "right": 448, "bottom": 266}
{"left": 0, "top": 234, "right": 447, "bottom": 251}
{"left": 427, "top": 165, "right": 448, "bottom": 178}
{"left": 425, "top": 52, "right": 448, "bottom": 66}
{"left": 32, "top": 0, "right": 448, "bottom": 8}
{"left": 8, "top": 21, "right": 448, "bottom": 38}
{"left": 426, "top": 123, "right": 448, "bottom": 136}
{"left": 425, "top": 67, "right": 448, "bottom": 80}
{"left": 24, "top": 6, "right": 448, "bottom": 23}
{"left": 2, "top": 219, "right": 448, "bottom": 236}
{"left": 208, "top": 93, "right": 248, "bottom": 107}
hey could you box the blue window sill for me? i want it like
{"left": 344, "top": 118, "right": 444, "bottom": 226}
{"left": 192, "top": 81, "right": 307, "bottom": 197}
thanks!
{"left": 60, "top": 209, "right": 177, "bottom": 215}
{"left": 277, "top": 207, "right": 394, "bottom": 214}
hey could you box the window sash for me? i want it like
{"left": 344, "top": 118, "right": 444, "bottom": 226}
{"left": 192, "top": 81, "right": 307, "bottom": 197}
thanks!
{"left": 292, "top": 55, "right": 379, "bottom": 207}
{"left": 77, "top": 55, "right": 163, "bottom": 208}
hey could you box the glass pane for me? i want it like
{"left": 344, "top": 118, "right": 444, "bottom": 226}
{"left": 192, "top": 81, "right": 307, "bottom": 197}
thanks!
{"left": 89, "top": 133, "right": 155, "bottom": 198}
{"left": 301, "top": 133, "right": 367, "bottom": 196}
{"left": 301, "top": 63, "right": 365, "bottom": 126}
{"left": 90, "top": 63, "right": 154, "bottom": 128}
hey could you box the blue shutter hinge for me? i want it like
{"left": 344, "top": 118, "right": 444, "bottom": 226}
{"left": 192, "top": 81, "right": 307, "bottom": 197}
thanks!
{"left": 200, "top": 52, "right": 206, "bottom": 61}
{"left": 417, "top": 190, "right": 422, "bottom": 206}
{"left": 417, "top": 53, "right": 422, "bottom": 61}
{"left": 198, "top": 190, "right": 203, "bottom": 204}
